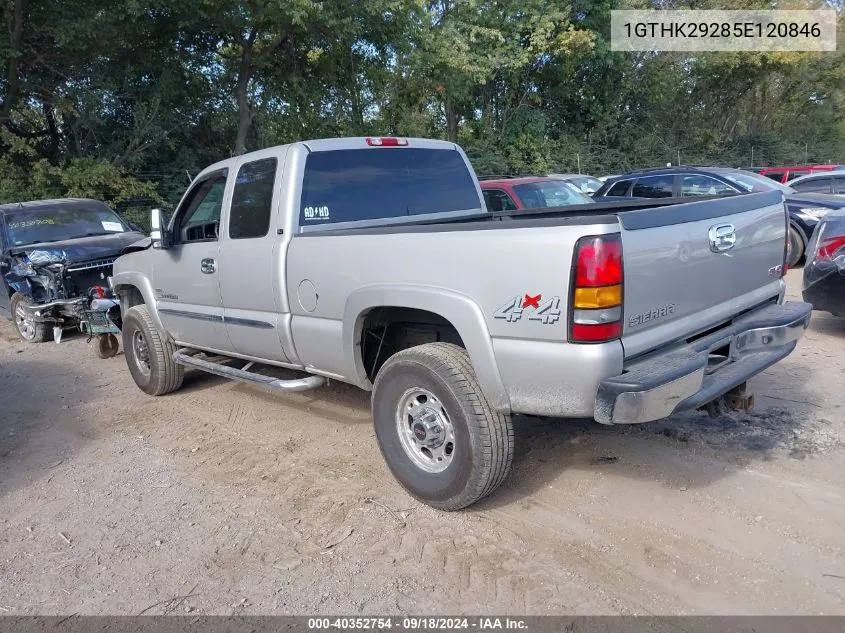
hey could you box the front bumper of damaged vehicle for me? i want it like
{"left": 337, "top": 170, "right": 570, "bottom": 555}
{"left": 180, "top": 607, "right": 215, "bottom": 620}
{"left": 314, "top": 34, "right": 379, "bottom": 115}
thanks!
{"left": 595, "top": 301, "right": 812, "bottom": 425}
{"left": 5, "top": 249, "right": 122, "bottom": 334}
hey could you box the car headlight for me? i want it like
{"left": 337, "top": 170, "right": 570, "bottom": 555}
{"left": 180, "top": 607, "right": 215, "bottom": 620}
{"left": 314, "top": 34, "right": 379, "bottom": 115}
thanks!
{"left": 798, "top": 207, "right": 832, "bottom": 220}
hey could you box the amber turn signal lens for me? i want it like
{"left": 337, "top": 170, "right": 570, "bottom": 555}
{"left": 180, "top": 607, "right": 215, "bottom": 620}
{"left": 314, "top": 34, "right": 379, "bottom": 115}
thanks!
{"left": 573, "top": 284, "right": 622, "bottom": 309}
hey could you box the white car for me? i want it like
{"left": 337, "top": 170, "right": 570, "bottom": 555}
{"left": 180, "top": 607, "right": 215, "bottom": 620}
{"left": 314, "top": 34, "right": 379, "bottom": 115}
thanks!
{"left": 787, "top": 171, "right": 845, "bottom": 197}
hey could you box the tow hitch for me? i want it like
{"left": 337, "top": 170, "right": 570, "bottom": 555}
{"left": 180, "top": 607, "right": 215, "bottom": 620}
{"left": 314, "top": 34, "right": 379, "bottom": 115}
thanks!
{"left": 704, "top": 382, "right": 755, "bottom": 417}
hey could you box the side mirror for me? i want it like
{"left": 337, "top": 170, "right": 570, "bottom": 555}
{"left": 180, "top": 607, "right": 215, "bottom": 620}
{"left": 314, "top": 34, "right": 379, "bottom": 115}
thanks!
{"left": 150, "top": 208, "right": 171, "bottom": 248}
{"left": 128, "top": 222, "right": 143, "bottom": 233}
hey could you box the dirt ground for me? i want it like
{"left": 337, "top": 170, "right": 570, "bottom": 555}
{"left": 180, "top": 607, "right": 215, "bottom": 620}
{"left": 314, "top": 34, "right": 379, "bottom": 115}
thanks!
{"left": 0, "top": 270, "right": 844, "bottom": 616}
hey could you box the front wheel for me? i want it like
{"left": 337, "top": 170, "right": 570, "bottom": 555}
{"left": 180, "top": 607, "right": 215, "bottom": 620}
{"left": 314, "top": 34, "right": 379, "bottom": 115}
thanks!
{"left": 787, "top": 225, "right": 805, "bottom": 268}
{"left": 121, "top": 305, "right": 183, "bottom": 395}
{"left": 371, "top": 343, "right": 513, "bottom": 511}
{"left": 11, "top": 293, "right": 51, "bottom": 343}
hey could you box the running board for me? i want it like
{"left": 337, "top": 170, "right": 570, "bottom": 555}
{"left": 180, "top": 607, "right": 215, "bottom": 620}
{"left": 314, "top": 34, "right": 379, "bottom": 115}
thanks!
{"left": 172, "top": 350, "right": 326, "bottom": 393}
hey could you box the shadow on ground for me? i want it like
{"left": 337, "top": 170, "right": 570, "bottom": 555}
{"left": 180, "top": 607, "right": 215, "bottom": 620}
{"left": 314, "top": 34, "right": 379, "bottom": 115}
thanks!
{"left": 477, "top": 371, "right": 831, "bottom": 509}
{"left": 0, "top": 358, "right": 100, "bottom": 499}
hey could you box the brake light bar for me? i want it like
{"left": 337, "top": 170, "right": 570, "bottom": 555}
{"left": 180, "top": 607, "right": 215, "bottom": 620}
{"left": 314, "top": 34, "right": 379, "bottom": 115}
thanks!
{"left": 570, "top": 234, "right": 623, "bottom": 344}
{"left": 366, "top": 137, "right": 408, "bottom": 147}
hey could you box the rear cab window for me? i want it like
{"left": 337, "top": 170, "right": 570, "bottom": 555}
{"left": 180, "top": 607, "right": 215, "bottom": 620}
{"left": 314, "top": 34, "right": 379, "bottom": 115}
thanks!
{"left": 299, "top": 148, "right": 481, "bottom": 226}
{"left": 763, "top": 171, "right": 785, "bottom": 182}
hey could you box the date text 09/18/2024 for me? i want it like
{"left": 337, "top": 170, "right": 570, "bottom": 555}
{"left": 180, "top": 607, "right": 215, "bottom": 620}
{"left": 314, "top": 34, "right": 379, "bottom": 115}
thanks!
{"left": 307, "top": 617, "right": 528, "bottom": 630}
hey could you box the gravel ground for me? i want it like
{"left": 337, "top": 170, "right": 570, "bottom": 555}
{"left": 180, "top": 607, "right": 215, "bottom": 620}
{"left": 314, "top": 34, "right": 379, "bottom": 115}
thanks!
{"left": 0, "top": 270, "right": 843, "bottom": 615}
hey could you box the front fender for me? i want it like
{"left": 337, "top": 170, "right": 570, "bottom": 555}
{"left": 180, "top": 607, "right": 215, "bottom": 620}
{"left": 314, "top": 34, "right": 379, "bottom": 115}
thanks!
{"left": 111, "top": 270, "right": 167, "bottom": 335}
{"left": 343, "top": 284, "right": 511, "bottom": 412}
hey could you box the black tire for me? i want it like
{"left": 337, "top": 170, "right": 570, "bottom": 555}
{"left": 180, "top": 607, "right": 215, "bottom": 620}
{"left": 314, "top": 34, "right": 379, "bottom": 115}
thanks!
{"left": 787, "top": 225, "right": 805, "bottom": 268}
{"left": 121, "top": 304, "right": 183, "bottom": 395}
{"left": 96, "top": 333, "right": 120, "bottom": 359}
{"left": 372, "top": 342, "right": 513, "bottom": 511}
{"left": 10, "top": 293, "right": 51, "bottom": 343}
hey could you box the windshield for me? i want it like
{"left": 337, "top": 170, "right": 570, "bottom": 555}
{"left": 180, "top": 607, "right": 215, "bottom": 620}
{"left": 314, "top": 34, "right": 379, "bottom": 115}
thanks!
{"left": 567, "top": 176, "right": 603, "bottom": 194}
{"left": 5, "top": 204, "right": 128, "bottom": 247}
{"left": 512, "top": 181, "right": 594, "bottom": 208}
{"left": 721, "top": 171, "right": 795, "bottom": 194}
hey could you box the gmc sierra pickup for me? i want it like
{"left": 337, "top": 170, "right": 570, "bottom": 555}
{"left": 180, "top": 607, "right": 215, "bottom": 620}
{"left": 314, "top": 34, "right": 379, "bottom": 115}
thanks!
{"left": 111, "top": 137, "right": 812, "bottom": 510}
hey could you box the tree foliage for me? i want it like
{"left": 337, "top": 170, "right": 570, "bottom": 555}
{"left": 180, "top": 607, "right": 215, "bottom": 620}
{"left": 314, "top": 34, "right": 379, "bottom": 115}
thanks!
{"left": 0, "top": 0, "right": 843, "bottom": 214}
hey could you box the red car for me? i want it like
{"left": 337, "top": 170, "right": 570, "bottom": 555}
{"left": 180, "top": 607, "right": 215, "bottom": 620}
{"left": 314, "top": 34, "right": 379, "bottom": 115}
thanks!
{"left": 757, "top": 164, "right": 845, "bottom": 184}
{"left": 479, "top": 176, "right": 594, "bottom": 211}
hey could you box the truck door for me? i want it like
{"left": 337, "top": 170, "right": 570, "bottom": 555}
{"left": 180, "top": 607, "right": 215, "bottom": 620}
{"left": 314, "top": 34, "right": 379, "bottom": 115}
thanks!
{"left": 154, "top": 169, "right": 233, "bottom": 353}
{"left": 217, "top": 151, "right": 295, "bottom": 364}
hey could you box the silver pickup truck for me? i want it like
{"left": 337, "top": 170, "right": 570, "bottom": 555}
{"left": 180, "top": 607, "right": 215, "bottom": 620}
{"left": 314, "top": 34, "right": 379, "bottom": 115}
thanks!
{"left": 111, "top": 137, "right": 812, "bottom": 510}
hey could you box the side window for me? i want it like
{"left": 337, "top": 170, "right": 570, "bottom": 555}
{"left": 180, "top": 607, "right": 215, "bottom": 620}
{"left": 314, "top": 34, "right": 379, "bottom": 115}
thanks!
{"left": 681, "top": 175, "right": 737, "bottom": 197}
{"left": 792, "top": 177, "right": 832, "bottom": 194}
{"left": 763, "top": 172, "right": 784, "bottom": 182}
{"left": 175, "top": 171, "right": 228, "bottom": 243}
{"left": 606, "top": 179, "right": 633, "bottom": 197}
{"left": 834, "top": 176, "right": 845, "bottom": 194}
{"left": 229, "top": 158, "right": 277, "bottom": 239}
{"left": 483, "top": 189, "right": 518, "bottom": 212}
{"left": 632, "top": 175, "right": 674, "bottom": 198}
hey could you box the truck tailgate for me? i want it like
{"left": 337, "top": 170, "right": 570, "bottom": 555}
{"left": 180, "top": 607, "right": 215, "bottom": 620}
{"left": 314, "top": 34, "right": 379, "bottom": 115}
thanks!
{"left": 619, "top": 190, "right": 787, "bottom": 358}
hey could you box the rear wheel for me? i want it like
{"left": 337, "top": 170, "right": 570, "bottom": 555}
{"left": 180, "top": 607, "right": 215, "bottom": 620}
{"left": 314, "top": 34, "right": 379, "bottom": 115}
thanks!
{"left": 11, "top": 293, "right": 51, "bottom": 343}
{"left": 122, "top": 305, "right": 183, "bottom": 395}
{"left": 371, "top": 342, "right": 513, "bottom": 511}
{"left": 787, "top": 225, "right": 805, "bottom": 268}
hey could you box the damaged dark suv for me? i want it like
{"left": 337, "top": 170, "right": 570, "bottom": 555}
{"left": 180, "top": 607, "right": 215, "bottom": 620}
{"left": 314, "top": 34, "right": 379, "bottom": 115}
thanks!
{"left": 0, "top": 198, "right": 144, "bottom": 349}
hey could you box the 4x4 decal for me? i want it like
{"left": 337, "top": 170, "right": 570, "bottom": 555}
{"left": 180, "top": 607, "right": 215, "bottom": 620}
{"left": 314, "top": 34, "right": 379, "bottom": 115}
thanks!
{"left": 494, "top": 294, "right": 562, "bottom": 324}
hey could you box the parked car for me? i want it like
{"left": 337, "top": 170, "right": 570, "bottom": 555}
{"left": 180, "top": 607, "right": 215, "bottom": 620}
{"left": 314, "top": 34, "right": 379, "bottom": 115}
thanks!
{"left": 546, "top": 173, "right": 604, "bottom": 195}
{"left": 593, "top": 166, "right": 845, "bottom": 267}
{"left": 803, "top": 210, "right": 845, "bottom": 317}
{"left": 111, "top": 136, "right": 810, "bottom": 510}
{"left": 479, "top": 176, "right": 595, "bottom": 211}
{"left": 0, "top": 198, "right": 143, "bottom": 354}
{"left": 758, "top": 164, "right": 845, "bottom": 184}
{"left": 787, "top": 172, "right": 845, "bottom": 197}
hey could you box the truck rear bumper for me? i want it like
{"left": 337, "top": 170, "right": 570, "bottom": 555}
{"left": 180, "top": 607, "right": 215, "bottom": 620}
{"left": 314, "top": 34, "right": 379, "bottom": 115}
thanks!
{"left": 594, "top": 301, "right": 812, "bottom": 425}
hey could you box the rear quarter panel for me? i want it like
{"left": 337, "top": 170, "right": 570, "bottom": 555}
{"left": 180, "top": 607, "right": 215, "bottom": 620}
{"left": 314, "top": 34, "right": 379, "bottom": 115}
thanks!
{"left": 285, "top": 220, "right": 619, "bottom": 411}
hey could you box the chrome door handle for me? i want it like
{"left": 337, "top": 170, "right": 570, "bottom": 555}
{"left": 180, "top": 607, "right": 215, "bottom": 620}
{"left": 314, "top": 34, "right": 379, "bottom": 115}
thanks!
{"left": 200, "top": 258, "right": 216, "bottom": 274}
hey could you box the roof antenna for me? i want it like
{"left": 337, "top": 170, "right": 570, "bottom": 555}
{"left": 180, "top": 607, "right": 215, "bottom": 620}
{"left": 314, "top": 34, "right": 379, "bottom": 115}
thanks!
{"left": 185, "top": 170, "right": 193, "bottom": 184}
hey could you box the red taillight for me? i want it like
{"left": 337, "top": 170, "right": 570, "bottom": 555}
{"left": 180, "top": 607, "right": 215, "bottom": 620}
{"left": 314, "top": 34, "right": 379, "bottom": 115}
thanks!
{"left": 571, "top": 322, "right": 622, "bottom": 342}
{"left": 366, "top": 137, "right": 408, "bottom": 147}
{"left": 570, "top": 234, "right": 623, "bottom": 344}
{"left": 817, "top": 235, "right": 845, "bottom": 260}
{"left": 575, "top": 237, "right": 622, "bottom": 286}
